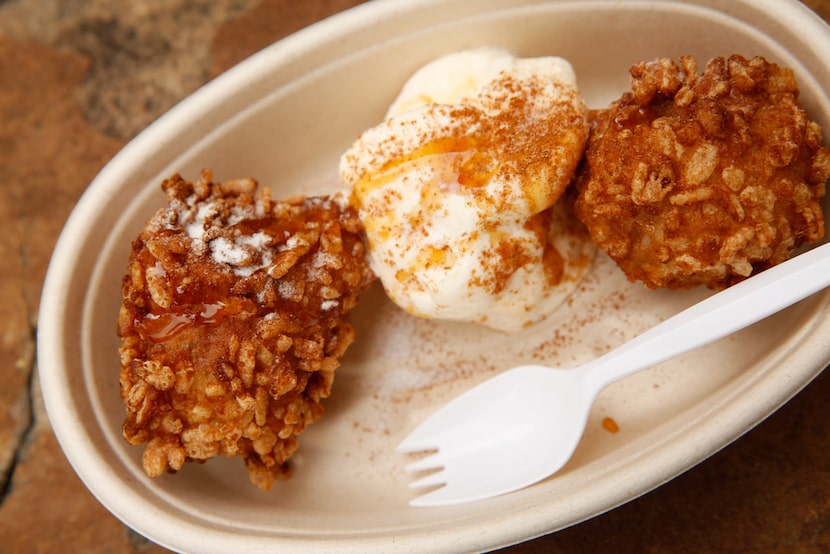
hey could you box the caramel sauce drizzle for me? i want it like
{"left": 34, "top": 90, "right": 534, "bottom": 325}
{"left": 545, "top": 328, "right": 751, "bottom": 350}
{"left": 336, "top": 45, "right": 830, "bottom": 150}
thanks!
{"left": 138, "top": 299, "right": 249, "bottom": 342}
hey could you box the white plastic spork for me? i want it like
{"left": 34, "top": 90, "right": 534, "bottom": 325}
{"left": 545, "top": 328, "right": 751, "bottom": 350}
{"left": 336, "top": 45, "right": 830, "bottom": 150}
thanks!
{"left": 397, "top": 242, "right": 830, "bottom": 507}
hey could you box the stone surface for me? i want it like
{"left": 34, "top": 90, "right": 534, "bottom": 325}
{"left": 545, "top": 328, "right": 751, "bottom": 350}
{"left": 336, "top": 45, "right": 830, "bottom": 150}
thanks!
{"left": 1, "top": 0, "right": 829, "bottom": 551}
{"left": 0, "top": 30, "right": 155, "bottom": 554}
{"left": 0, "top": 0, "right": 260, "bottom": 140}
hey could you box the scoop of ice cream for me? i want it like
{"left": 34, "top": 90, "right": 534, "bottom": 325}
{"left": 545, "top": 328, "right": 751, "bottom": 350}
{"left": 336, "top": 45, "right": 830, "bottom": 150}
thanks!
{"left": 340, "top": 48, "right": 594, "bottom": 333}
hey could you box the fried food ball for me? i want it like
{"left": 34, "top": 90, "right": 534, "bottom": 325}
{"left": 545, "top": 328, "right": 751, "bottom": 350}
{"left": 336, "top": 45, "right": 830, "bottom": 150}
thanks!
{"left": 118, "top": 170, "right": 375, "bottom": 490}
{"left": 575, "top": 55, "right": 830, "bottom": 289}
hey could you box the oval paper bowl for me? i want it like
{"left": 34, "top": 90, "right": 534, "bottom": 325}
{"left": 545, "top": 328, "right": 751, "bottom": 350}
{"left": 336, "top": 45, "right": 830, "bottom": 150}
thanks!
{"left": 38, "top": 0, "right": 830, "bottom": 552}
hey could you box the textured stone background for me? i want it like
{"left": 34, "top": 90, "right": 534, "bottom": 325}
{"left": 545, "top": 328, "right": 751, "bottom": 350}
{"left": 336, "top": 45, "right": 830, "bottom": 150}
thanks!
{"left": 1, "top": 0, "right": 829, "bottom": 552}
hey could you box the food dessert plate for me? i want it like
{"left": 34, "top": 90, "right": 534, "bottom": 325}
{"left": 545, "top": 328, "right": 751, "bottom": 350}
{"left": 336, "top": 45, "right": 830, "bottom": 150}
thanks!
{"left": 37, "top": 0, "right": 830, "bottom": 552}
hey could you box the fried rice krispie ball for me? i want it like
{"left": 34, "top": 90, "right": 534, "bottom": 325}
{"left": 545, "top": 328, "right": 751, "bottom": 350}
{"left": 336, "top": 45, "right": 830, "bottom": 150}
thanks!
{"left": 118, "top": 170, "right": 375, "bottom": 490}
{"left": 575, "top": 55, "right": 830, "bottom": 289}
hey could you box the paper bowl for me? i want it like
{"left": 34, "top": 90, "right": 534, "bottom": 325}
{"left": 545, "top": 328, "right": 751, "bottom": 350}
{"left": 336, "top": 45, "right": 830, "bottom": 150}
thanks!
{"left": 38, "top": 0, "right": 830, "bottom": 552}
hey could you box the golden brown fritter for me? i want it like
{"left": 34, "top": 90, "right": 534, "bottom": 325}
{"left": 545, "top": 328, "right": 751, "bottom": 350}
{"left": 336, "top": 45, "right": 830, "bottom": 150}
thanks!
{"left": 118, "top": 170, "right": 375, "bottom": 490}
{"left": 575, "top": 55, "right": 830, "bottom": 289}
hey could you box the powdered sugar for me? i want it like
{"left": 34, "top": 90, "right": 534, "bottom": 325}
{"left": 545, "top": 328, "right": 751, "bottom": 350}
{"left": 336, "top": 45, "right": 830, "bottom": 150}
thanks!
{"left": 209, "top": 231, "right": 275, "bottom": 277}
{"left": 167, "top": 193, "right": 277, "bottom": 277}
{"left": 181, "top": 201, "right": 219, "bottom": 241}
{"left": 278, "top": 277, "right": 302, "bottom": 301}
{"left": 320, "top": 300, "right": 339, "bottom": 311}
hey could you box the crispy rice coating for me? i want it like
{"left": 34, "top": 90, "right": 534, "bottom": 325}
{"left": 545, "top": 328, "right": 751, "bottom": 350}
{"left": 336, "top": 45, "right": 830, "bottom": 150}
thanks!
{"left": 118, "top": 170, "right": 375, "bottom": 489}
{"left": 575, "top": 55, "right": 830, "bottom": 289}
